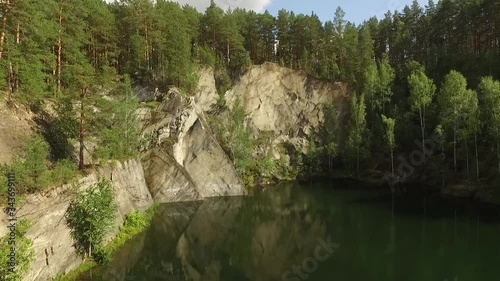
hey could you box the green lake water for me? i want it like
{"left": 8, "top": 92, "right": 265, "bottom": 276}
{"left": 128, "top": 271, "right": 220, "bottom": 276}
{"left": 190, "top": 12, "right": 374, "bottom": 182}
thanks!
{"left": 77, "top": 182, "right": 500, "bottom": 281}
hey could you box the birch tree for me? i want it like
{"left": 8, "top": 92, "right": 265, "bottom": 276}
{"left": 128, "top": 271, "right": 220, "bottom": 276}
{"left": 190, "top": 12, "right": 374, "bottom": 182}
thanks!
{"left": 479, "top": 77, "right": 500, "bottom": 177}
{"left": 382, "top": 115, "right": 396, "bottom": 177}
{"left": 438, "top": 71, "right": 466, "bottom": 173}
{"left": 347, "top": 94, "right": 368, "bottom": 177}
{"left": 408, "top": 69, "right": 436, "bottom": 163}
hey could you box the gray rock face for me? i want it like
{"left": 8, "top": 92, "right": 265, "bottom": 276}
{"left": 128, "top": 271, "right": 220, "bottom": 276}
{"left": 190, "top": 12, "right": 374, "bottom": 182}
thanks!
{"left": 18, "top": 160, "right": 153, "bottom": 281}
{"left": 195, "top": 67, "right": 218, "bottom": 112}
{"left": 97, "top": 160, "right": 154, "bottom": 232}
{"left": 225, "top": 62, "right": 351, "bottom": 156}
{"left": 142, "top": 148, "right": 202, "bottom": 203}
{"left": 3, "top": 63, "right": 349, "bottom": 281}
{"left": 141, "top": 88, "right": 247, "bottom": 201}
{"left": 134, "top": 85, "right": 159, "bottom": 103}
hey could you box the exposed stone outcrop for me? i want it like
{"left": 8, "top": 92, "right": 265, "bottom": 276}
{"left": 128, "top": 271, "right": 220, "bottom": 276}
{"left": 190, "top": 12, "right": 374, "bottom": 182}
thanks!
{"left": 3, "top": 62, "right": 355, "bottom": 281}
{"left": 141, "top": 88, "right": 247, "bottom": 202}
{"left": 142, "top": 148, "right": 202, "bottom": 203}
{"left": 18, "top": 160, "right": 153, "bottom": 281}
{"left": 195, "top": 66, "right": 218, "bottom": 112}
{"left": 225, "top": 62, "right": 351, "bottom": 158}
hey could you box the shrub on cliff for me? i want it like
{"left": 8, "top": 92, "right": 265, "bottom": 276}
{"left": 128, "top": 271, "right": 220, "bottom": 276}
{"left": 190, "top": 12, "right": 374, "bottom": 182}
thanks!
{"left": 51, "top": 159, "right": 78, "bottom": 186}
{"left": 65, "top": 179, "right": 117, "bottom": 263}
{"left": 9, "top": 135, "right": 51, "bottom": 193}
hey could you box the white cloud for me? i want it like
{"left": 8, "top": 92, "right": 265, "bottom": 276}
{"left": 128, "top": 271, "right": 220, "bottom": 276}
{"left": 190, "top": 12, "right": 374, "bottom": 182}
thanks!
{"left": 167, "top": 0, "right": 273, "bottom": 13}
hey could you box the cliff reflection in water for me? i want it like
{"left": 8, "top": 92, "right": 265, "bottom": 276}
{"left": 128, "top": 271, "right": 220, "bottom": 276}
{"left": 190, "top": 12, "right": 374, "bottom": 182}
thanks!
{"left": 79, "top": 183, "right": 332, "bottom": 281}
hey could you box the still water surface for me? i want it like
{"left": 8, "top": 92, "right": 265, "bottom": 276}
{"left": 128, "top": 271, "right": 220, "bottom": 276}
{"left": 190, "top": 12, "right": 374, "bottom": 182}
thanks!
{"left": 78, "top": 182, "right": 500, "bottom": 281}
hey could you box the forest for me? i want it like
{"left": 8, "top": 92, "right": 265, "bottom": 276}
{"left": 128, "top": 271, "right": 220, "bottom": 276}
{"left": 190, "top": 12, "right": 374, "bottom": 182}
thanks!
{"left": 0, "top": 0, "right": 500, "bottom": 191}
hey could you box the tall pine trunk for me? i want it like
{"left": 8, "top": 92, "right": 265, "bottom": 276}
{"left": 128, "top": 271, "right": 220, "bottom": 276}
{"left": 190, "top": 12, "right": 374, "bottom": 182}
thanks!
{"left": 391, "top": 149, "right": 394, "bottom": 177}
{"left": 441, "top": 143, "right": 445, "bottom": 190}
{"left": 0, "top": 0, "right": 10, "bottom": 59}
{"left": 420, "top": 107, "right": 426, "bottom": 163}
{"left": 497, "top": 141, "right": 500, "bottom": 177}
{"left": 79, "top": 88, "right": 86, "bottom": 170}
{"left": 453, "top": 119, "right": 457, "bottom": 173}
{"left": 465, "top": 139, "right": 469, "bottom": 180}
{"left": 474, "top": 133, "right": 479, "bottom": 180}
{"left": 356, "top": 145, "right": 359, "bottom": 178}
{"left": 57, "top": 7, "right": 63, "bottom": 93}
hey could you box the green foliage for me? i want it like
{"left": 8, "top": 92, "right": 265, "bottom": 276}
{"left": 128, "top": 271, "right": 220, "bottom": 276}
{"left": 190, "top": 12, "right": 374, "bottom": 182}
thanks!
{"left": 382, "top": 114, "right": 396, "bottom": 175}
{"left": 215, "top": 100, "right": 254, "bottom": 175}
{"left": 8, "top": 136, "right": 51, "bottom": 193}
{"left": 111, "top": 203, "right": 157, "bottom": 252}
{"left": 321, "top": 102, "right": 339, "bottom": 159}
{"left": 480, "top": 77, "right": 500, "bottom": 141}
{"left": 215, "top": 66, "right": 232, "bottom": 98}
{"left": 409, "top": 70, "right": 436, "bottom": 114}
{"left": 52, "top": 260, "right": 96, "bottom": 281}
{"left": 115, "top": 210, "right": 153, "bottom": 242}
{"left": 94, "top": 77, "right": 140, "bottom": 162}
{"left": 65, "top": 179, "right": 117, "bottom": 262}
{"left": 139, "top": 101, "right": 160, "bottom": 110}
{"left": 52, "top": 159, "right": 78, "bottom": 186}
{"left": 46, "top": 97, "right": 79, "bottom": 161}
{"left": 381, "top": 115, "right": 396, "bottom": 151}
{"left": 259, "top": 151, "right": 277, "bottom": 180}
{"left": 92, "top": 248, "right": 112, "bottom": 265}
{"left": 2, "top": 0, "right": 500, "bottom": 187}
{"left": 303, "top": 137, "right": 324, "bottom": 174}
{"left": 0, "top": 219, "right": 35, "bottom": 281}
{"left": 55, "top": 205, "right": 157, "bottom": 281}
{"left": 194, "top": 46, "right": 217, "bottom": 67}
{"left": 346, "top": 94, "right": 369, "bottom": 176}
{"left": 363, "top": 59, "right": 380, "bottom": 113}
{"left": 0, "top": 134, "right": 80, "bottom": 200}
{"left": 377, "top": 53, "right": 395, "bottom": 113}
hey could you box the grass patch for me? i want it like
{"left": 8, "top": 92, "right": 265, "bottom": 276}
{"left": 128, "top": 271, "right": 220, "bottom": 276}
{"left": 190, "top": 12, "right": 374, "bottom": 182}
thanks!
{"left": 106, "top": 205, "right": 157, "bottom": 253}
{"left": 139, "top": 101, "right": 160, "bottom": 109}
{"left": 52, "top": 260, "right": 96, "bottom": 281}
{"left": 53, "top": 204, "right": 158, "bottom": 281}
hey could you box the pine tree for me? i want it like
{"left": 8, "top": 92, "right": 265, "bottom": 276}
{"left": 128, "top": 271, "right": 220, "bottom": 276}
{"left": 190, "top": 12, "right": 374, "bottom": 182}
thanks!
{"left": 94, "top": 75, "right": 140, "bottom": 161}
{"left": 154, "top": 0, "right": 192, "bottom": 88}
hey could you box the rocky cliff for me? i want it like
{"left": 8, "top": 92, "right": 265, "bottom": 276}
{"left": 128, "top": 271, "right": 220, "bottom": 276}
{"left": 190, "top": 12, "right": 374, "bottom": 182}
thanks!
{"left": 75, "top": 185, "right": 332, "bottom": 281}
{"left": 140, "top": 88, "right": 247, "bottom": 202}
{"left": 0, "top": 62, "right": 351, "bottom": 280}
{"left": 0, "top": 65, "right": 247, "bottom": 280}
{"left": 225, "top": 62, "right": 351, "bottom": 174}
{"left": 18, "top": 160, "right": 153, "bottom": 281}
{"left": 226, "top": 63, "right": 350, "bottom": 140}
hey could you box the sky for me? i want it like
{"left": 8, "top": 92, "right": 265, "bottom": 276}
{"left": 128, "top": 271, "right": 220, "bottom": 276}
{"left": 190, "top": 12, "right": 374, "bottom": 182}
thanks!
{"left": 168, "top": 0, "right": 430, "bottom": 24}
